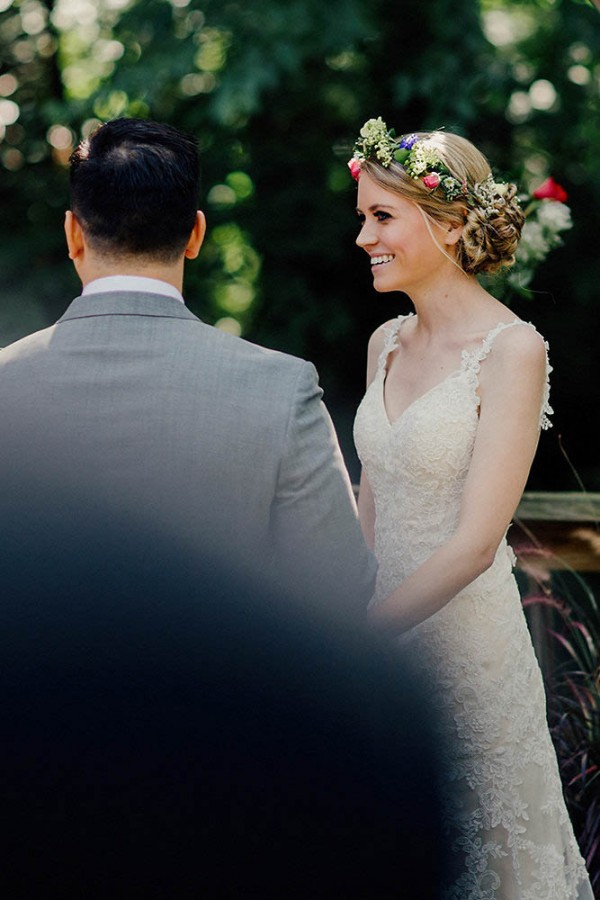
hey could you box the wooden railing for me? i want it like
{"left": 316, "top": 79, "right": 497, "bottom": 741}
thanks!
{"left": 511, "top": 492, "right": 600, "bottom": 572}
{"left": 510, "top": 493, "right": 600, "bottom": 681}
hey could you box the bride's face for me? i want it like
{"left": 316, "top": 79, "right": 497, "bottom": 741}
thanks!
{"left": 355, "top": 172, "right": 455, "bottom": 294}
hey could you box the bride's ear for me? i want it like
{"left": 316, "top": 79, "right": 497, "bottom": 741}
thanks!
{"left": 443, "top": 219, "right": 464, "bottom": 247}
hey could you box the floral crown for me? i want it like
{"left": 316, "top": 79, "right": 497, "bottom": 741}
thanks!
{"left": 348, "top": 117, "right": 512, "bottom": 216}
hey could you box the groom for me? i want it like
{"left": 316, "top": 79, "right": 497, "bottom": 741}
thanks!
{"left": 0, "top": 117, "right": 375, "bottom": 616}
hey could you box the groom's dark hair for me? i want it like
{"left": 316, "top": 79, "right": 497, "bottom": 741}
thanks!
{"left": 69, "top": 117, "right": 200, "bottom": 262}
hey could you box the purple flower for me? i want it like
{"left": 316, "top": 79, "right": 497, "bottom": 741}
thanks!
{"left": 399, "top": 133, "right": 419, "bottom": 150}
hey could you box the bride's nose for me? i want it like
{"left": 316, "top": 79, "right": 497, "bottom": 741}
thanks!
{"left": 356, "top": 221, "right": 376, "bottom": 249}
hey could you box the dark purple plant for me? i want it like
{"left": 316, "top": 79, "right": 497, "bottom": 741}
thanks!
{"left": 521, "top": 571, "right": 600, "bottom": 891}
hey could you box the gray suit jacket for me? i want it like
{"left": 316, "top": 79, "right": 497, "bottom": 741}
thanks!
{"left": 0, "top": 291, "right": 375, "bottom": 616}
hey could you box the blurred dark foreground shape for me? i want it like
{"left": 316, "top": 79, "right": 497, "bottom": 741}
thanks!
{"left": 0, "top": 479, "right": 446, "bottom": 899}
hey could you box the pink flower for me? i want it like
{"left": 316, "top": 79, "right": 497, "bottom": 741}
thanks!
{"left": 422, "top": 173, "right": 440, "bottom": 190}
{"left": 348, "top": 158, "right": 362, "bottom": 181}
{"left": 532, "top": 176, "right": 568, "bottom": 203}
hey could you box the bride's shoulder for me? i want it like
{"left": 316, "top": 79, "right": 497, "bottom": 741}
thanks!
{"left": 366, "top": 317, "right": 396, "bottom": 361}
{"left": 478, "top": 320, "right": 551, "bottom": 418}
{"left": 486, "top": 320, "right": 549, "bottom": 369}
{"left": 367, "top": 315, "right": 409, "bottom": 355}
{"left": 368, "top": 319, "right": 392, "bottom": 349}
{"left": 365, "top": 316, "right": 408, "bottom": 385}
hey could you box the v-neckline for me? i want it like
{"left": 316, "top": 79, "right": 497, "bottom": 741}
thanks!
{"left": 379, "top": 316, "right": 463, "bottom": 428}
{"left": 382, "top": 366, "right": 463, "bottom": 428}
{"left": 378, "top": 315, "right": 521, "bottom": 429}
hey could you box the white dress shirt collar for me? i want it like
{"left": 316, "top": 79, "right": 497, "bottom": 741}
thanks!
{"left": 82, "top": 275, "right": 184, "bottom": 304}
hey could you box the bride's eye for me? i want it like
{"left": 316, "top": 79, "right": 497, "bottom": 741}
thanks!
{"left": 374, "top": 210, "right": 391, "bottom": 221}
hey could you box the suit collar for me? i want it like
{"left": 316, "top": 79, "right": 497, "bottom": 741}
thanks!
{"left": 57, "top": 291, "right": 202, "bottom": 324}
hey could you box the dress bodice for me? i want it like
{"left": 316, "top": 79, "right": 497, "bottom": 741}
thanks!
{"left": 354, "top": 314, "right": 553, "bottom": 597}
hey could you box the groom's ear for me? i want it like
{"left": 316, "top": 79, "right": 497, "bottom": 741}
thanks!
{"left": 184, "top": 211, "right": 206, "bottom": 260}
{"left": 64, "top": 211, "right": 85, "bottom": 262}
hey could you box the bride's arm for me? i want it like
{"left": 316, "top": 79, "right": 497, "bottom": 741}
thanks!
{"left": 356, "top": 322, "right": 391, "bottom": 551}
{"left": 357, "top": 470, "right": 376, "bottom": 550}
{"left": 368, "top": 326, "right": 549, "bottom": 636}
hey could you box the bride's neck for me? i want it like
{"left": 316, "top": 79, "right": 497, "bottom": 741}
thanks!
{"left": 408, "top": 275, "right": 495, "bottom": 332}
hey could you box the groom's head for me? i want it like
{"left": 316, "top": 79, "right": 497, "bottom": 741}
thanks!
{"left": 66, "top": 118, "right": 204, "bottom": 274}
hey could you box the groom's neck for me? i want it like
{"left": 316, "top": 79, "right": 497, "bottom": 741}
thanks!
{"left": 76, "top": 251, "right": 186, "bottom": 293}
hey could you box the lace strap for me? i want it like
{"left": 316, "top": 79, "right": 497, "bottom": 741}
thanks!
{"left": 474, "top": 320, "right": 530, "bottom": 363}
{"left": 463, "top": 320, "right": 553, "bottom": 430}
{"left": 376, "top": 313, "right": 414, "bottom": 372}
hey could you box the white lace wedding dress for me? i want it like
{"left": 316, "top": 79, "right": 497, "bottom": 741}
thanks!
{"left": 354, "top": 315, "right": 593, "bottom": 899}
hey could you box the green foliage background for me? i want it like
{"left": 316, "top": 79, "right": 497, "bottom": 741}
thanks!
{"left": 1, "top": 0, "right": 598, "bottom": 488}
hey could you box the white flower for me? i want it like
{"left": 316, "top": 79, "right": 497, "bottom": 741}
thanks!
{"left": 516, "top": 221, "right": 547, "bottom": 264}
{"left": 535, "top": 201, "right": 572, "bottom": 233}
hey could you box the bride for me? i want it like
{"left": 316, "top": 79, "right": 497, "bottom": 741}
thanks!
{"left": 350, "top": 118, "right": 593, "bottom": 898}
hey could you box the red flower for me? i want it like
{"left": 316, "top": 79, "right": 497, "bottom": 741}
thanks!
{"left": 422, "top": 173, "right": 441, "bottom": 190}
{"left": 348, "top": 158, "right": 362, "bottom": 181}
{"left": 532, "top": 176, "right": 568, "bottom": 203}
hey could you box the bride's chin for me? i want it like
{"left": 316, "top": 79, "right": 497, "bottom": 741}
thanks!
{"left": 371, "top": 278, "right": 395, "bottom": 293}
{"left": 371, "top": 268, "right": 399, "bottom": 293}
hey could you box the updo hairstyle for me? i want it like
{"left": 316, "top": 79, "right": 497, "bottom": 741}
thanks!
{"left": 361, "top": 131, "right": 524, "bottom": 276}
